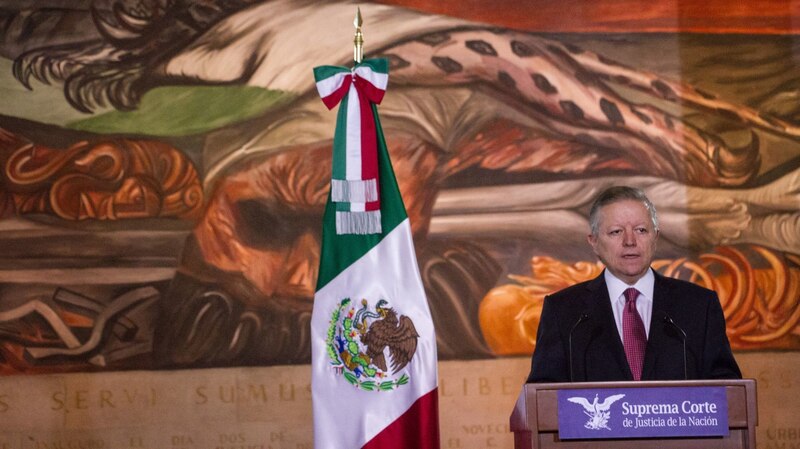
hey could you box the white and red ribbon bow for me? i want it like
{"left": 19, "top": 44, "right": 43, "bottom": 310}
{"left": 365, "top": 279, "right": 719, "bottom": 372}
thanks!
{"left": 314, "top": 59, "right": 388, "bottom": 235}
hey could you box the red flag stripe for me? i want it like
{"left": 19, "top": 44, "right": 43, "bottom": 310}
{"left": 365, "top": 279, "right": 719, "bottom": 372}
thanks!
{"left": 357, "top": 75, "right": 387, "bottom": 104}
{"left": 321, "top": 75, "right": 353, "bottom": 110}
{"left": 362, "top": 389, "right": 440, "bottom": 449}
{"left": 357, "top": 77, "right": 379, "bottom": 186}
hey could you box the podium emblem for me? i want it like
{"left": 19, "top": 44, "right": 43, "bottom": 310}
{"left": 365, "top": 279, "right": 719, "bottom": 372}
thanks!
{"left": 567, "top": 393, "right": 626, "bottom": 430}
{"left": 557, "top": 386, "right": 731, "bottom": 439}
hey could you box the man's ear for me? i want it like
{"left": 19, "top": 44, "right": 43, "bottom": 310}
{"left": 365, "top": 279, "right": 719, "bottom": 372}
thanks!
{"left": 587, "top": 233, "right": 596, "bottom": 248}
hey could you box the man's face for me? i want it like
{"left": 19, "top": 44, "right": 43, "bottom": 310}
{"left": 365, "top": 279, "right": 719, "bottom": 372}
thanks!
{"left": 587, "top": 199, "right": 659, "bottom": 285}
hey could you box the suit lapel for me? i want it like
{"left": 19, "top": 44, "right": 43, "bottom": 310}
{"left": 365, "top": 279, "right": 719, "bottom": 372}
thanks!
{"left": 585, "top": 272, "right": 632, "bottom": 380}
{"left": 642, "top": 271, "right": 670, "bottom": 380}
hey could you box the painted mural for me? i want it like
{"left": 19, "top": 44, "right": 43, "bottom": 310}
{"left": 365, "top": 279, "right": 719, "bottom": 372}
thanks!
{"left": 0, "top": 0, "right": 798, "bottom": 377}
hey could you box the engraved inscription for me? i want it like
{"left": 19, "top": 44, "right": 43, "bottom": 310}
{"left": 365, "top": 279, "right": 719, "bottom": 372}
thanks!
{"left": 194, "top": 384, "right": 269, "bottom": 405}
{"left": 758, "top": 368, "right": 794, "bottom": 390}
{"left": 461, "top": 422, "right": 510, "bottom": 448}
{"left": 171, "top": 435, "right": 194, "bottom": 449}
{"left": 30, "top": 438, "right": 106, "bottom": 449}
{"left": 439, "top": 375, "right": 518, "bottom": 397}
{"left": 212, "top": 432, "right": 279, "bottom": 449}
{"left": 194, "top": 382, "right": 310, "bottom": 405}
{"left": 51, "top": 388, "right": 157, "bottom": 412}
{"left": 765, "top": 425, "right": 800, "bottom": 449}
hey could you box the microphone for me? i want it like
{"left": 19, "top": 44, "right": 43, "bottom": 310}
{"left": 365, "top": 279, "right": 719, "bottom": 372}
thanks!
{"left": 662, "top": 312, "right": 688, "bottom": 380}
{"left": 568, "top": 313, "right": 590, "bottom": 382}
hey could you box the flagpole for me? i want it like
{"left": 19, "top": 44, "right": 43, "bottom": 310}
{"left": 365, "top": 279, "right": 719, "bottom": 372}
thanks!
{"left": 312, "top": 13, "right": 440, "bottom": 446}
{"left": 353, "top": 7, "right": 363, "bottom": 64}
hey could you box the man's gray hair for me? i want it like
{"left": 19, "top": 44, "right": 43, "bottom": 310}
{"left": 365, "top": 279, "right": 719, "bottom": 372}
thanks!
{"left": 588, "top": 186, "right": 659, "bottom": 236}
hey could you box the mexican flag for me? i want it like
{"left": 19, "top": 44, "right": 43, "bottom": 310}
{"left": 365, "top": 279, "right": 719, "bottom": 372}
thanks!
{"left": 311, "top": 59, "right": 440, "bottom": 448}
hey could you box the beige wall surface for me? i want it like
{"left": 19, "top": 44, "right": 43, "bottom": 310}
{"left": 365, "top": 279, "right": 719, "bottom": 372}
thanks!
{"left": 0, "top": 352, "right": 795, "bottom": 449}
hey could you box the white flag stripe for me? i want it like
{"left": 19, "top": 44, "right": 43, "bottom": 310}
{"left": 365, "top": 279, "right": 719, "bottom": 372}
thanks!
{"left": 315, "top": 71, "right": 350, "bottom": 98}
{"left": 330, "top": 178, "right": 378, "bottom": 203}
{"left": 344, "top": 83, "right": 363, "bottom": 181}
{"left": 348, "top": 202, "right": 366, "bottom": 212}
{"left": 335, "top": 210, "right": 382, "bottom": 235}
{"left": 311, "top": 219, "right": 437, "bottom": 449}
{"left": 354, "top": 65, "right": 389, "bottom": 90}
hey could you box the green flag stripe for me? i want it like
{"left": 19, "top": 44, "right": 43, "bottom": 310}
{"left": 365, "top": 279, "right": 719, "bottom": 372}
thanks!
{"left": 331, "top": 94, "right": 349, "bottom": 180}
{"left": 313, "top": 65, "right": 350, "bottom": 82}
{"left": 358, "top": 58, "right": 388, "bottom": 75}
{"left": 316, "top": 104, "right": 408, "bottom": 291}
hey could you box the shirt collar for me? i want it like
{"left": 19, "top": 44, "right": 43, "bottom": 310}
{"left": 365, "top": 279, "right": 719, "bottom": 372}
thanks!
{"left": 604, "top": 268, "right": 655, "bottom": 304}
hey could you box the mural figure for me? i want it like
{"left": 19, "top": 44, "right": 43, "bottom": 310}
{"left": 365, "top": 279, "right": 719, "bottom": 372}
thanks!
{"left": 0, "top": 0, "right": 797, "bottom": 374}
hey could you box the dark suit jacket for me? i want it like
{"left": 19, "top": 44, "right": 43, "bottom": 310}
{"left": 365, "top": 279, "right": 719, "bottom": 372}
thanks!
{"left": 527, "top": 269, "right": 741, "bottom": 383}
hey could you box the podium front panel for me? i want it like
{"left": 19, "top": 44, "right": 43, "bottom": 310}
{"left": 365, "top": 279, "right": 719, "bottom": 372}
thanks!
{"left": 510, "top": 379, "right": 757, "bottom": 449}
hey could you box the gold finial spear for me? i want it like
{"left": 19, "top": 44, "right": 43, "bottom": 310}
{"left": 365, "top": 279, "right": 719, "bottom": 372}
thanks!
{"left": 353, "top": 7, "right": 363, "bottom": 64}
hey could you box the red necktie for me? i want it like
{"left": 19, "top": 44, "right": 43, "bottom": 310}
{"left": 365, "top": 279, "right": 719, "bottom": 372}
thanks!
{"left": 623, "top": 287, "right": 647, "bottom": 380}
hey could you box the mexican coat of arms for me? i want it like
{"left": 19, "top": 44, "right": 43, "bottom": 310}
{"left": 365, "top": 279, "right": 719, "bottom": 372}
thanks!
{"left": 326, "top": 298, "right": 419, "bottom": 391}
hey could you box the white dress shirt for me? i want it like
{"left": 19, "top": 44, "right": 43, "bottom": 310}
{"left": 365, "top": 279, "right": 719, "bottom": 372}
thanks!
{"left": 604, "top": 268, "right": 655, "bottom": 339}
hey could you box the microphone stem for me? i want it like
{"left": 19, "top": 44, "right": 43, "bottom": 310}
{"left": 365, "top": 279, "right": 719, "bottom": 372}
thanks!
{"left": 568, "top": 314, "right": 588, "bottom": 382}
{"left": 663, "top": 313, "right": 688, "bottom": 380}
{"left": 682, "top": 336, "right": 687, "bottom": 380}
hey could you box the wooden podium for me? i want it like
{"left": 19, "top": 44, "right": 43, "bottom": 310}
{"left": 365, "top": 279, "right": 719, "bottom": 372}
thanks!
{"left": 510, "top": 379, "right": 757, "bottom": 449}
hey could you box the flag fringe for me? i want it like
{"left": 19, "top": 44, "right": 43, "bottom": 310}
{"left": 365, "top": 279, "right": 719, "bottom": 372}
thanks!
{"left": 331, "top": 178, "right": 378, "bottom": 203}
{"left": 336, "top": 210, "right": 382, "bottom": 235}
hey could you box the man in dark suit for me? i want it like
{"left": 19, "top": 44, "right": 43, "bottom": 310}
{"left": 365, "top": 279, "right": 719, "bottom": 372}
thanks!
{"left": 527, "top": 186, "right": 741, "bottom": 382}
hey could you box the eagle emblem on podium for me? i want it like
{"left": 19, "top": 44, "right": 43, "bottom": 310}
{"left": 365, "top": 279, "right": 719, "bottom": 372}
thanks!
{"left": 568, "top": 393, "right": 626, "bottom": 430}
